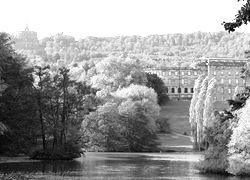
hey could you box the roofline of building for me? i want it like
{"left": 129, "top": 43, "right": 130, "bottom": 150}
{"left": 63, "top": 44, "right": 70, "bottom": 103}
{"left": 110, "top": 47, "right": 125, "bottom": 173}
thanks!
{"left": 145, "top": 67, "right": 200, "bottom": 70}
{"left": 199, "top": 57, "right": 249, "bottom": 61}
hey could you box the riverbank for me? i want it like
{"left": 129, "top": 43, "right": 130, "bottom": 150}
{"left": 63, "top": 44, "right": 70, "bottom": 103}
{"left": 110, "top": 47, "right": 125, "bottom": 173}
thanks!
{"left": 0, "top": 152, "right": 202, "bottom": 163}
{"left": 1, "top": 152, "right": 234, "bottom": 180}
{"left": 0, "top": 156, "right": 40, "bottom": 163}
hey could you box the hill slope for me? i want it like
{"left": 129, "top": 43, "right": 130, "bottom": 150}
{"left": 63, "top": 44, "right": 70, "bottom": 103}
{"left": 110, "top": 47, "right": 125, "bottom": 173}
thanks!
{"left": 157, "top": 101, "right": 193, "bottom": 152}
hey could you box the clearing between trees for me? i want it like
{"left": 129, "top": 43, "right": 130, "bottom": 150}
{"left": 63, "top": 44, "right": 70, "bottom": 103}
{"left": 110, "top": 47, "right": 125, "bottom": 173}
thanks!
{"left": 157, "top": 101, "right": 193, "bottom": 152}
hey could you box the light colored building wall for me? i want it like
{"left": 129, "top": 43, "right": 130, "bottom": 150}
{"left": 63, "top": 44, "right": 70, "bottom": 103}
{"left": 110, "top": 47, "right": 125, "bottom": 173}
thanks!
{"left": 145, "top": 57, "right": 248, "bottom": 101}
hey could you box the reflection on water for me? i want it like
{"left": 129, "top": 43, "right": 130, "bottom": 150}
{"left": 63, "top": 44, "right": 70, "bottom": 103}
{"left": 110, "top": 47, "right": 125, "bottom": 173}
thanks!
{"left": 0, "top": 152, "right": 248, "bottom": 179}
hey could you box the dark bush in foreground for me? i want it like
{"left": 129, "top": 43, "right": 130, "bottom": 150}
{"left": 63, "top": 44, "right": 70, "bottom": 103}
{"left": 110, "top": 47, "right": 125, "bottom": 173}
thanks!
{"left": 30, "top": 143, "right": 83, "bottom": 160}
{"left": 30, "top": 149, "right": 81, "bottom": 160}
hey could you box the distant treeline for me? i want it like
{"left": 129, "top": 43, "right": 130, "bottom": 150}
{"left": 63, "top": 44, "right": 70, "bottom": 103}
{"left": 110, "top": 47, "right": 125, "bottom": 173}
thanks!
{"left": 15, "top": 31, "right": 250, "bottom": 68}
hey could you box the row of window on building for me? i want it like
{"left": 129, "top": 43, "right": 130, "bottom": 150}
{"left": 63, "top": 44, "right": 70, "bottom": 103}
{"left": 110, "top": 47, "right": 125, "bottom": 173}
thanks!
{"left": 167, "top": 87, "right": 238, "bottom": 94}
{"left": 219, "top": 78, "right": 245, "bottom": 85}
{"left": 149, "top": 70, "right": 241, "bottom": 77}
{"left": 150, "top": 71, "right": 199, "bottom": 76}
{"left": 167, "top": 87, "right": 194, "bottom": 94}
{"left": 164, "top": 78, "right": 244, "bottom": 85}
{"left": 211, "top": 70, "right": 240, "bottom": 76}
{"left": 164, "top": 79, "right": 195, "bottom": 85}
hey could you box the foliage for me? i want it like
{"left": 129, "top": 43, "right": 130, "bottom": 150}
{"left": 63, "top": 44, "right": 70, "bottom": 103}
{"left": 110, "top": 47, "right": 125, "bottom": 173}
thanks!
{"left": 81, "top": 84, "right": 160, "bottom": 152}
{"left": 0, "top": 32, "right": 38, "bottom": 154}
{"left": 81, "top": 102, "right": 127, "bottom": 152}
{"left": 197, "top": 110, "right": 235, "bottom": 174}
{"left": 232, "top": 86, "right": 244, "bottom": 100}
{"left": 146, "top": 72, "right": 169, "bottom": 105}
{"left": 189, "top": 74, "right": 206, "bottom": 149}
{"left": 16, "top": 32, "right": 250, "bottom": 72}
{"left": 0, "top": 32, "right": 95, "bottom": 157}
{"left": 223, "top": 0, "right": 250, "bottom": 32}
{"left": 30, "top": 66, "right": 94, "bottom": 158}
{"left": 227, "top": 98, "right": 250, "bottom": 175}
{"left": 203, "top": 77, "right": 217, "bottom": 129}
{"left": 115, "top": 85, "right": 160, "bottom": 151}
{"left": 91, "top": 56, "right": 147, "bottom": 94}
{"left": 156, "top": 117, "right": 170, "bottom": 133}
{"left": 228, "top": 87, "right": 250, "bottom": 111}
{"left": 195, "top": 76, "right": 209, "bottom": 149}
{"left": 197, "top": 87, "right": 250, "bottom": 175}
{"left": 0, "top": 33, "right": 15, "bottom": 135}
{"left": 0, "top": 32, "right": 15, "bottom": 59}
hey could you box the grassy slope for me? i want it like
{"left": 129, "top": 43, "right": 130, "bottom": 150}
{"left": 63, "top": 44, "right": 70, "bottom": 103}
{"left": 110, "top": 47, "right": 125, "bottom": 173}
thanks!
{"left": 157, "top": 100, "right": 193, "bottom": 151}
{"left": 159, "top": 101, "right": 191, "bottom": 135}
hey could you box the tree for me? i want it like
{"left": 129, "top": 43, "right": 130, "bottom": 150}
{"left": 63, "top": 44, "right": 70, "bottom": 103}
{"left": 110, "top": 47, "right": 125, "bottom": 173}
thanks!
{"left": 0, "top": 33, "right": 39, "bottom": 154}
{"left": 195, "top": 76, "right": 209, "bottom": 150}
{"left": 223, "top": 0, "right": 250, "bottom": 32}
{"left": 0, "top": 33, "right": 11, "bottom": 134}
{"left": 145, "top": 72, "right": 169, "bottom": 105}
{"left": 0, "top": 33, "right": 14, "bottom": 60}
{"left": 115, "top": 84, "right": 160, "bottom": 151}
{"left": 46, "top": 67, "right": 91, "bottom": 150}
{"left": 232, "top": 85, "right": 244, "bottom": 100}
{"left": 203, "top": 77, "right": 217, "bottom": 129}
{"left": 30, "top": 65, "right": 95, "bottom": 159}
{"left": 81, "top": 84, "right": 160, "bottom": 152}
{"left": 91, "top": 56, "right": 147, "bottom": 100}
{"left": 0, "top": 33, "right": 15, "bottom": 134}
{"left": 33, "top": 65, "right": 51, "bottom": 151}
{"left": 81, "top": 102, "right": 126, "bottom": 151}
{"left": 189, "top": 74, "right": 206, "bottom": 149}
{"left": 197, "top": 110, "right": 234, "bottom": 174}
{"left": 227, "top": 98, "right": 250, "bottom": 175}
{"left": 196, "top": 86, "right": 250, "bottom": 174}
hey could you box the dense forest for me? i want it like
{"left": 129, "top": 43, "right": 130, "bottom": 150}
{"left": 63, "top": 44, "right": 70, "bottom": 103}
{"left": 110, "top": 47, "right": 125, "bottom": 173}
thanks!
{"left": 16, "top": 31, "right": 250, "bottom": 70}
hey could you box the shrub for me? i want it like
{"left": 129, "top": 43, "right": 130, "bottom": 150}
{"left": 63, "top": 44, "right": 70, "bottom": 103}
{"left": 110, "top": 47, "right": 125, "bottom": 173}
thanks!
{"left": 196, "top": 111, "right": 234, "bottom": 173}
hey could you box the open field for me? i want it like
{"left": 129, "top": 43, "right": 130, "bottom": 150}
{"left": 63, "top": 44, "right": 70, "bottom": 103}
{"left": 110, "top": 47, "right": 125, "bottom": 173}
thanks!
{"left": 159, "top": 100, "right": 191, "bottom": 135}
{"left": 157, "top": 100, "right": 193, "bottom": 151}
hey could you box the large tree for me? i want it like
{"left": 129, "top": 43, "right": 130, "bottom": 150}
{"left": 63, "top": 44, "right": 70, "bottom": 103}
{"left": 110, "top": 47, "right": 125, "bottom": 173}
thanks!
{"left": 203, "top": 77, "right": 217, "bottom": 130}
{"left": 91, "top": 56, "right": 147, "bottom": 100}
{"left": 145, "top": 72, "right": 169, "bottom": 105}
{"left": 0, "top": 32, "right": 39, "bottom": 153}
{"left": 195, "top": 76, "right": 209, "bottom": 150}
{"left": 82, "top": 84, "right": 160, "bottom": 152}
{"left": 227, "top": 98, "right": 250, "bottom": 175}
{"left": 116, "top": 84, "right": 160, "bottom": 151}
{"left": 189, "top": 74, "right": 206, "bottom": 149}
{"left": 31, "top": 66, "right": 95, "bottom": 159}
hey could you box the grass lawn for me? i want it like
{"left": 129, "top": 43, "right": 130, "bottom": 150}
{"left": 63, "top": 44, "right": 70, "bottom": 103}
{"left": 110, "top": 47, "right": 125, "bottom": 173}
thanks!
{"left": 156, "top": 100, "right": 193, "bottom": 151}
{"left": 159, "top": 100, "right": 191, "bottom": 136}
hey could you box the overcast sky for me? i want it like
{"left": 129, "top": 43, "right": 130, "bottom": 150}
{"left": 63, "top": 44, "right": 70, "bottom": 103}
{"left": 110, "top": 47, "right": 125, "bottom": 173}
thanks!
{"left": 0, "top": 0, "right": 248, "bottom": 39}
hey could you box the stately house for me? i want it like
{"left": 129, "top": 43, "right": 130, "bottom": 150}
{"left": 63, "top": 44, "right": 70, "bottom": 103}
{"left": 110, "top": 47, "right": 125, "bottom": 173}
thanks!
{"left": 146, "top": 57, "right": 248, "bottom": 101}
{"left": 14, "top": 25, "right": 39, "bottom": 50}
{"left": 145, "top": 67, "right": 201, "bottom": 100}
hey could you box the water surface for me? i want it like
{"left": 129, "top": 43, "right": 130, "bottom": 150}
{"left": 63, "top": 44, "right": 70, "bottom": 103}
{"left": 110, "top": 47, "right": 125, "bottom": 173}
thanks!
{"left": 0, "top": 152, "right": 247, "bottom": 179}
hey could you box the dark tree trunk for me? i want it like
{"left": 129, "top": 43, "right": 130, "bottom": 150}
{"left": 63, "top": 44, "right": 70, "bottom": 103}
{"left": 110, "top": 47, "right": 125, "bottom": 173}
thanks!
{"left": 38, "top": 96, "right": 46, "bottom": 150}
{"left": 61, "top": 77, "right": 67, "bottom": 149}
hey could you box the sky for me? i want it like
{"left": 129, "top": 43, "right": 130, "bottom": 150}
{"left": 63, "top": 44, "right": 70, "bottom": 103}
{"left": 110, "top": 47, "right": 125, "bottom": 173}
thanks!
{"left": 0, "top": 0, "right": 249, "bottom": 39}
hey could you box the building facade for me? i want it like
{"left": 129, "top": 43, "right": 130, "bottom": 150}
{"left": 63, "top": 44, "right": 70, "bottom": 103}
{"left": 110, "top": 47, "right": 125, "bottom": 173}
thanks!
{"left": 14, "top": 25, "right": 39, "bottom": 50}
{"left": 196, "top": 57, "right": 247, "bottom": 101}
{"left": 146, "top": 57, "right": 248, "bottom": 101}
{"left": 145, "top": 67, "right": 202, "bottom": 100}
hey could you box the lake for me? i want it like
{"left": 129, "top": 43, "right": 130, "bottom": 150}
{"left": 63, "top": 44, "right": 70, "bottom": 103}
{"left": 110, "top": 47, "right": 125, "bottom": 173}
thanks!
{"left": 0, "top": 152, "right": 247, "bottom": 179}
